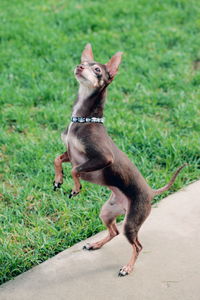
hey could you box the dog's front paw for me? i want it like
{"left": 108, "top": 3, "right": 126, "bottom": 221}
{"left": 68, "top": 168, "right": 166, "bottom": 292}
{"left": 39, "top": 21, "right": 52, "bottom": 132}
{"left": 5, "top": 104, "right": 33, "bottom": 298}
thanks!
{"left": 53, "top": 181, "right": 62, "bottom": 191}
{"left": 69, "top": 189, "right": 79, "bottom": 198}
{"left": 68, "top": 185, "right": 82, "bottom": 198}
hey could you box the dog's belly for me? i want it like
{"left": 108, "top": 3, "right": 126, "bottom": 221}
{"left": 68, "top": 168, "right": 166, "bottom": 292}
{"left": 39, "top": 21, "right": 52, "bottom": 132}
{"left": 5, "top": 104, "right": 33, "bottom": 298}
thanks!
{"left": 80, "top": 170, "right": 106, "bottom": 185}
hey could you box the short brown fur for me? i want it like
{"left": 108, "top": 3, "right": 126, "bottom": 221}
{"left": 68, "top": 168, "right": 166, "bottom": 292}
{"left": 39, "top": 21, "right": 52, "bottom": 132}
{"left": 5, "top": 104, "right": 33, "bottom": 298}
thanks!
{"left": 53, "top": 44, "right": 186, "bottom": 276}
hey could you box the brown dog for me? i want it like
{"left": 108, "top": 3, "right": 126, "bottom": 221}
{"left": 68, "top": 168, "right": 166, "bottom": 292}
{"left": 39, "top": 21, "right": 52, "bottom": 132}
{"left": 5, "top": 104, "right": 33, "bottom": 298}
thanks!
{"left": 54, "top": 44, "right": 186, "bottom": 276}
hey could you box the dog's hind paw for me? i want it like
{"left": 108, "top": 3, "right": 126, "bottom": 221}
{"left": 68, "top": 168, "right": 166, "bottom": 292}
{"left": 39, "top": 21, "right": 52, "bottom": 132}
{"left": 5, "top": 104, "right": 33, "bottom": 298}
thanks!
{"left": 82, "top": 241, "right": 102, "bottom": 250}
{"left": 83, "top": 243, "right": 92, "bottom": 250}
{"left": 118, "top": 269, "right": 128, "bottom": 277}
{"left": 118, "top": 265, "right": 133, "bottom": 277}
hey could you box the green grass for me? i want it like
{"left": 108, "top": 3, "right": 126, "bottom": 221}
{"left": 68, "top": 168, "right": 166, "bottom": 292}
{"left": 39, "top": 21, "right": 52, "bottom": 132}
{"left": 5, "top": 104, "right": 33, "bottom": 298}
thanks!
{"left": 0, "top": 0, "right": 200, "bottom": 284}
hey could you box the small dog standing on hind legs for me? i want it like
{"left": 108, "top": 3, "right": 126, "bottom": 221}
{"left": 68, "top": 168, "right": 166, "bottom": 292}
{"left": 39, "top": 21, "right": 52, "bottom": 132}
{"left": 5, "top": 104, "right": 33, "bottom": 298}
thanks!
{"left": 53, "top": 44, "right": 186, "bottom": 277}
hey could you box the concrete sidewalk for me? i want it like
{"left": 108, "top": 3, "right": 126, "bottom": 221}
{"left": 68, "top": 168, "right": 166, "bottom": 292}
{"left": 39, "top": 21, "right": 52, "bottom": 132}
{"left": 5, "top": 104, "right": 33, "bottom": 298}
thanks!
{"left": 1, "top": 181, "right": 200, "bottom": 300}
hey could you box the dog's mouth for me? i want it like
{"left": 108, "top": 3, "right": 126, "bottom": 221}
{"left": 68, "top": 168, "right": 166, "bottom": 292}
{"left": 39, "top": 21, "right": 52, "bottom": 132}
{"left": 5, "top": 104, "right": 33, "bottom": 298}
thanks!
{"left": 75, "top": 70, "right": 88, "bottom": 82}
{"left": 75, "top": 70, "right": 82, "bottom": 76}
{"left": 75, "top": 68, "right": 85, "bottom": 78}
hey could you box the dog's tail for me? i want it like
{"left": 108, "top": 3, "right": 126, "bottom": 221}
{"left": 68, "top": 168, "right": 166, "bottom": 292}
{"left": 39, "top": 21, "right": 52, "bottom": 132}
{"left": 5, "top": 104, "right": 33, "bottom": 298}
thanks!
{"left": 153, "top": 164, "right": 187, "bottom": 196}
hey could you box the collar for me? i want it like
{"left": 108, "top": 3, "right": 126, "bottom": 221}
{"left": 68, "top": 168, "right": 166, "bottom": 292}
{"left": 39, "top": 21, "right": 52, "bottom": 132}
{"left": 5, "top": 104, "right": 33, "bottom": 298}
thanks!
{"left": 71, "top": 116, "right": 104, "bottom": 124}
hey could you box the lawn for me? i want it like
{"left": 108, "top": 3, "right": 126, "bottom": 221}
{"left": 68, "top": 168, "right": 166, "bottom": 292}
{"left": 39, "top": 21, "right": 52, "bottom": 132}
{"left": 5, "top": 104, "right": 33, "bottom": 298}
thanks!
{"left": 0, "top": 0, "right": 199, "bottom": 284}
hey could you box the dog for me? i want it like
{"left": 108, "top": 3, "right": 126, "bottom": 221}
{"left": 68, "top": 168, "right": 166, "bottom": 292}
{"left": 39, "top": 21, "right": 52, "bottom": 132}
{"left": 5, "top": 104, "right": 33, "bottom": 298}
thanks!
{"left": 53, "top": 44, "right": 186, "bottom": 276}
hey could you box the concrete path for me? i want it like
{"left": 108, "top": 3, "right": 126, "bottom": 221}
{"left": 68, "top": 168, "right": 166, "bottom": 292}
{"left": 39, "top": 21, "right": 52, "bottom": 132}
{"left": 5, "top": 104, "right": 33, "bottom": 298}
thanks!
{"left": 1, "top": 181, "right": 200, "bottom": 300}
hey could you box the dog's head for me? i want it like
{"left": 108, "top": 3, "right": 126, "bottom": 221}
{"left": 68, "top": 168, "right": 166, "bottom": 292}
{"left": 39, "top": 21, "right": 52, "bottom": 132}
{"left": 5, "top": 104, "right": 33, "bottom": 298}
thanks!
{"left": 74, "top": 44, "right": 123, "bottom": 89}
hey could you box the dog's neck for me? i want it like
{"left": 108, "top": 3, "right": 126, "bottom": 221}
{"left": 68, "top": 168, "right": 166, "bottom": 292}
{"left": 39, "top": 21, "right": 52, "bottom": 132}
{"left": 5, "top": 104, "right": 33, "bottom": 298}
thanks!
{"left": 72, "top": 84, "right": 107, "bottom": 118}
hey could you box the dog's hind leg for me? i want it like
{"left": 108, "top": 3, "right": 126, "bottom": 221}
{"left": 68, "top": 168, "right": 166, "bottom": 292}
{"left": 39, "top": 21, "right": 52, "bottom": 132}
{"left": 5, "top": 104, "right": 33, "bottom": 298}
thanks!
{"left": 118, "top": 198, "right": 151, "bottom": 276}
{"left": 83, "top": 189, "right": 126, "bottom": 250}
{"left": 135, "top": 235, "right": 143, "bottom": 253}
{"left": 53, "top": 151, "right": 70, "bottom": 191}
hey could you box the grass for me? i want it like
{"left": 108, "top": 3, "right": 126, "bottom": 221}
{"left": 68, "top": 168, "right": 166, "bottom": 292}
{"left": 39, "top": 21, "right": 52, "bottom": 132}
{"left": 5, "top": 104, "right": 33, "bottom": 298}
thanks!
{"left": 0, "top": 0, "right": 200, "bottom": 284}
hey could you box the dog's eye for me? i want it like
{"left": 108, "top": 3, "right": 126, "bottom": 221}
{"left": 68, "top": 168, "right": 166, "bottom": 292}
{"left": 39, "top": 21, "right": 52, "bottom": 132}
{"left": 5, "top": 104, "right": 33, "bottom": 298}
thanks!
{"left": 95, "top": 67, "right": 101, "bottom": 73}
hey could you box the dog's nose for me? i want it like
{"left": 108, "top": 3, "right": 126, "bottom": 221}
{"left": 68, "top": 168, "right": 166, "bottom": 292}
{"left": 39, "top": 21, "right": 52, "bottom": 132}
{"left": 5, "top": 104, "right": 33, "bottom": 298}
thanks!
{"left": 77, "top": 64, "right": 85, "bottom": 71}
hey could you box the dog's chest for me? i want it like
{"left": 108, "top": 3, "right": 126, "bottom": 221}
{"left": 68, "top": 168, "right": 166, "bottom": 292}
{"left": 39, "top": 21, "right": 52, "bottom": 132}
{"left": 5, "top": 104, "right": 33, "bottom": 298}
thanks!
{"left": 61, "top": 123, "right": 86, "bottom": 165}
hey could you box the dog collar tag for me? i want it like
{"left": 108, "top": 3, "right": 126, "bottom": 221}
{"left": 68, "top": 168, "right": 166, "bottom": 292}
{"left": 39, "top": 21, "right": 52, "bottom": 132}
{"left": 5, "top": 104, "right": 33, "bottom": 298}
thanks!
{"left": 71, "top": 116, "right": 104, "bottom": 124}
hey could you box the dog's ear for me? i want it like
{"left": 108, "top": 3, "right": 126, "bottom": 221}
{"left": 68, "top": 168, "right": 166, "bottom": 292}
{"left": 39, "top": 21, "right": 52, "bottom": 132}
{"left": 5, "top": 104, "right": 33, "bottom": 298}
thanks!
{"left": 81, "top": 43, "right": 94, "bottom": 63}
{"left": 105, "top": 52, "right": 123, "bottom": 80}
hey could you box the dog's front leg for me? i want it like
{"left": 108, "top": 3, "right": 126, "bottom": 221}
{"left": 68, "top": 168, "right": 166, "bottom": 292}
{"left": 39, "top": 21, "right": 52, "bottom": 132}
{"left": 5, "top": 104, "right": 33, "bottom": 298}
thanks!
{"left": 69, "top": 155, "right": 113, "bottom": 198}
{"left": 53, "top": 151, "right": 70, "bottom": 191}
